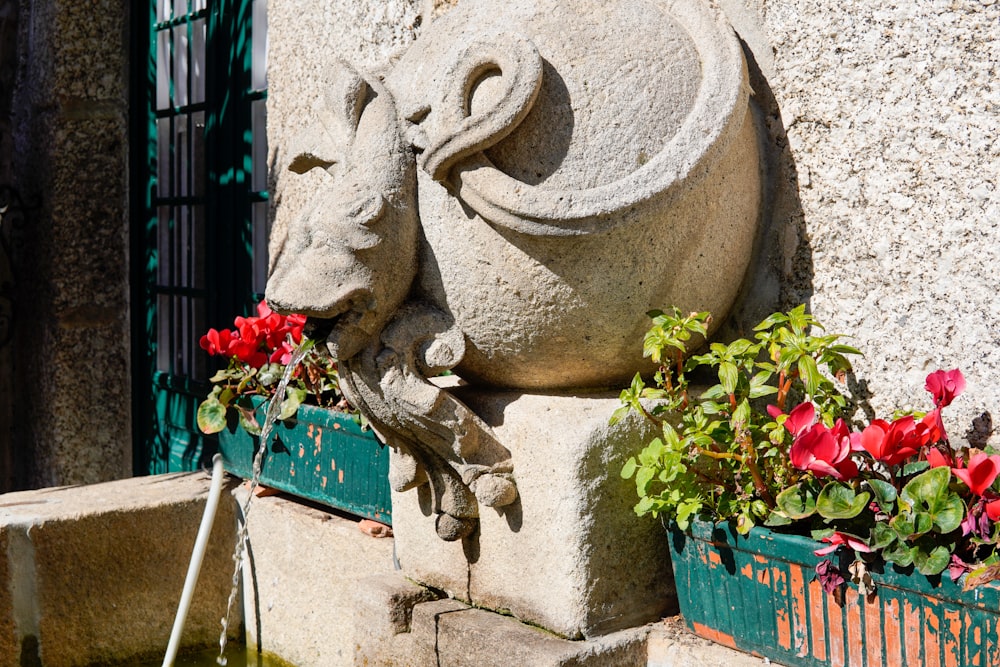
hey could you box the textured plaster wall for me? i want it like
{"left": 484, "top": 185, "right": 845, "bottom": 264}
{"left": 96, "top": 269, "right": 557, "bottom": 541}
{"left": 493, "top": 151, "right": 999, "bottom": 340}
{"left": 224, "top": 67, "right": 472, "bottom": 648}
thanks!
{"left": 7, "top": 0, "right": 131, "bottom": 488}
{"left": 724, "top": 0, "right": 999, "bottom": 441}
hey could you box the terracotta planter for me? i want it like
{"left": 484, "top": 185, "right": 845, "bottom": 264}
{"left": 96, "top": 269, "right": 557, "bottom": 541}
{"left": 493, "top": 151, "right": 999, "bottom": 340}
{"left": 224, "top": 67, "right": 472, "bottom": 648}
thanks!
{"left": 671, "top": 520, "right": 1000, "bottom": 666}
{"left": 218, "top": 400, "right": 391, "bottom": 523}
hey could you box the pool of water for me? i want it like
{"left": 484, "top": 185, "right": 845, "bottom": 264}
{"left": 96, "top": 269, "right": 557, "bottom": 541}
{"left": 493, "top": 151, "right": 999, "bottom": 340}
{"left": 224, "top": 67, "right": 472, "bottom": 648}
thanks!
{"left": 131, "top": 646, "right": 296, "bottom": 667}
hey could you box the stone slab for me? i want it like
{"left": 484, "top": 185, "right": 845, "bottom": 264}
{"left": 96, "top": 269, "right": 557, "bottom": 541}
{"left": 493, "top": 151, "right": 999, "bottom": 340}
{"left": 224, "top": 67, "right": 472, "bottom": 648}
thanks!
{"left": 391, "top": 387, "right": 676, "bottom": 639}
{"left": 236, "top": 487, "right": 397, "bottom": 667}
{"left": 0, "top": 471, "right": 239, "bottom": 667}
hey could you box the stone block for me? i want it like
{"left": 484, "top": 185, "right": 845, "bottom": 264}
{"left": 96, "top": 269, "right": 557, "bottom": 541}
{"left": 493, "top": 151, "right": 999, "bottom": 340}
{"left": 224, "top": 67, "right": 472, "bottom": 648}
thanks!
{"left": 236, "top": 487, "right": 397, "bottom": 667}
{"left": 391, "top": 388, "right": 676, "bottom": 639}
{"left": 354, "top": 574, "right": 651, "bottom": 667}
{"left": 0, "top": 472, "right": 239, "bottom": 667}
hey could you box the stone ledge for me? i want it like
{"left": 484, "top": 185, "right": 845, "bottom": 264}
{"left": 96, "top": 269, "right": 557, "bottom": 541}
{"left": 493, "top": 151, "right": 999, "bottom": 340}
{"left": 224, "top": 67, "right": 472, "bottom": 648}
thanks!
{"left": 353, "top": 572, "right": 781, "bottom": 667}
{"left": 0, "top": 472, "right": 240, "bottom": 667}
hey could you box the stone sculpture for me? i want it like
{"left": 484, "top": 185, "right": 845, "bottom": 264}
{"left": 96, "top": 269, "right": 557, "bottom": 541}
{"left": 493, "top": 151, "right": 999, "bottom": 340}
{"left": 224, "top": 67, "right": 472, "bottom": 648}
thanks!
{"left": 266, "top": 0, "right": 761, "bottom": 542}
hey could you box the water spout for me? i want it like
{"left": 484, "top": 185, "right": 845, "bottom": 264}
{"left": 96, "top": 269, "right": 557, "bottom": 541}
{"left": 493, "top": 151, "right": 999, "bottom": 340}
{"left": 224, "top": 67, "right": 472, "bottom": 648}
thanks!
{"left": 162, "top": 453, "right": 227, "bottom": 667}
{"left": 217, "top": 340, "right": 313, "bottom": 665}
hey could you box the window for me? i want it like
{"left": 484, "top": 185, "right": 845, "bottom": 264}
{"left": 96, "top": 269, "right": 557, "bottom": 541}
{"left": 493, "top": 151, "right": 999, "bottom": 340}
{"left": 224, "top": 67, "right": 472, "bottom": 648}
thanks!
{"left": 131, "top": 0, "right": 269, "bottom": 473}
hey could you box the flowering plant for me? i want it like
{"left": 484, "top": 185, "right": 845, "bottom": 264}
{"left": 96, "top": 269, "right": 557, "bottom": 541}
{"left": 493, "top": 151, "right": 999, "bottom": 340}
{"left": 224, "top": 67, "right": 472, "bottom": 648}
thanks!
{"left": 618, "top": 305, "right": 998, "bottom": 594}
{"left": 196, "top": 300, "right": 349, "bottom": 435}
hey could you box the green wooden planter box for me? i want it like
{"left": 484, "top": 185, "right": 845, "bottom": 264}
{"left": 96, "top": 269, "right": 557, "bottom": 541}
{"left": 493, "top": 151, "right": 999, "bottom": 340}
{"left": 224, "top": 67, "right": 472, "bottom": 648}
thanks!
{"left": 671, "top": 520, "right": 1000, "bottom": 667}
{"left": 218, "top": 401, "right": 392, "bottom": 524}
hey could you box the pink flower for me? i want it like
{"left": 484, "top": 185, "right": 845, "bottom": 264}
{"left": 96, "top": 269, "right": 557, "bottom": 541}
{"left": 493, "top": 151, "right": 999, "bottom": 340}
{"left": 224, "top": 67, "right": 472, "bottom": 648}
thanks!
{"left": 814, "top": 531, "right": 873, "bottom": 556}
{"left": 790, "top": 422, "right": 859, "bottom": 480}
{"left": 815, "top": 559, "right": 845, "bottom": 594}
{"left": 925, "top": 369, "right": 966, "bottom": 408}
{"left": 952, "top": 452, "right": 1000, "bottom": 496}
{"left": 949, "top": 554, "right": 973, "bottom": 583}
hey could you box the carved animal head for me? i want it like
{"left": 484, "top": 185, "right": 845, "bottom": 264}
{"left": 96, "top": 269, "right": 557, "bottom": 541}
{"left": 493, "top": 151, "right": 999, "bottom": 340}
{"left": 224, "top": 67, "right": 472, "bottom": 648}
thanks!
{"left": 265, "top": 62, "right": 419, "bottom": 360}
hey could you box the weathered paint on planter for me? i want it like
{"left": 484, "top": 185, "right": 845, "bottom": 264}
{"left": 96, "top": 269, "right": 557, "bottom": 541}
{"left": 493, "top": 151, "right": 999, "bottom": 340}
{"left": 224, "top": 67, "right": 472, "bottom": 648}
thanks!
{"left": 671, "top": 520, "right": 1000, "bottom": 667}
{"left": 218, "top": 401, "right": 391, "bottom": 523}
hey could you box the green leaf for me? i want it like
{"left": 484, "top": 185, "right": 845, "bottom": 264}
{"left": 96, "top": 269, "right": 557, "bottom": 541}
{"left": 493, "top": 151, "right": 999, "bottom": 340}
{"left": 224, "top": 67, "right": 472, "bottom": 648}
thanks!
{"left": 621, "top": 457, "right": 638, "bottom": 479}
{"left": 901, "top": 460, "right": 930, "bottom": 476}
{"left": 867, "top": 479, "right": 897, "bottom": 511}
{"left": 237, "top": 404, "right": 262, "bottom": 436}
{"left": 775, "top": 484, "right": 817, "bottom": 519}
{"left": 914, "top": 511, "right": 935, "bottom": 536}
{"left": 882, "top": 542, "right": 914, "bottom": 567}
{"left": 816, "top": 482, "right": 870, "bottom": 520}
{"left": 635, "top": 466, "right": 655, "bottom": 494}
{"left": 797, "top": 355, "right": 823, "bottom": 396}
{"left": 196, "top": 398, "right": 228, "bottom": 434}
{"left": 891, "top": 514, "right": 916, "bottom": 541}
{"left": 609, "top": 404, "right": 631, "bottom": 426}
{"left": 278, "top": 387, "right": 306, "bottom": 421}
{"left": 719, "top": 362, "right": 738, "bottom": 395}
{"left": 827, "top": 344, "right": 862, "bottom": 357}
{"left": 754, "top": 311, "right": 789, "bottom": 331}
{"left": 912, "top": 542, "right": 952, "bottom": 576}
{"left": 871, "top": 521, "right": 898, "bottom": 550}
{"left": 727, "top": 339, "right": 754, "bottom": 358}
{"left": 732, "top": 399, "right": 752, "bottom": 426}
{"left": 900, "top": 467, "right": 965, "bottom": 534}
{"left": 764, "top": 512, "right": 792, "bottom": 527}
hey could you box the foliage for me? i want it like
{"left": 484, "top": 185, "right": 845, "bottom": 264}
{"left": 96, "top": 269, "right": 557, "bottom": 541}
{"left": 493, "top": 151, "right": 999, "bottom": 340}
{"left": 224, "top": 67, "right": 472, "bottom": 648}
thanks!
{"left": 196, "top": 300, "right": 349, "bottom": 436}
{"left": 619, "top": 305, "right": 1000, "bottom": 594}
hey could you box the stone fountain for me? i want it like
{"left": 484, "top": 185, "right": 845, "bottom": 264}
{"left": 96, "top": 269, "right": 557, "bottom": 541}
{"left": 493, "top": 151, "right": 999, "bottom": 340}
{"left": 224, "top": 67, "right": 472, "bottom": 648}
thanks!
{"left": 264, "top": 0, "right": 762, "bottom": 652}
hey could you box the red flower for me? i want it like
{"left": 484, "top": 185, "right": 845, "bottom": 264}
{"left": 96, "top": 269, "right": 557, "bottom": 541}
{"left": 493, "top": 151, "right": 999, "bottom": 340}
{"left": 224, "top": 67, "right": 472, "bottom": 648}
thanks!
{"left": 859, "top": 416, "right": 924, "bottom": 467}
{"left": 926, "top": 447, "right": 953, "bottom": 469}
{"left": 770, "top": 402, "right": 816, "bottom": 437}
{"left": 814, "top": 531, "right": 873, "bottom": 556}
{"left": 790, "top": 422, "right": 859, "bottom": 480}
{"left": 200, "top": 300, "right": 306, "bottom": 369}
{"left": 986, "top": 499, "right": 1000, "bottom": 522}
{"left": 925, "top": 369, "right": 966, "bottom": 408}
{"left": 920, "top": 408, "right": 947, "bottom": 444}
{"left": 953, "top": 452, "right": 1000, "bottom": 496}
{"left": 200, "top": 328, "right": 235, "bottom": 356}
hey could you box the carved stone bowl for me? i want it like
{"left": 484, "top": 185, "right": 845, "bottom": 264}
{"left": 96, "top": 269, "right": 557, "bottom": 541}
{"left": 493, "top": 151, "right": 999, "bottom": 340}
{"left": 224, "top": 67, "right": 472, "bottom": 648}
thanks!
{"left": 383, "top": 0, "right": 763, "bottom": 389}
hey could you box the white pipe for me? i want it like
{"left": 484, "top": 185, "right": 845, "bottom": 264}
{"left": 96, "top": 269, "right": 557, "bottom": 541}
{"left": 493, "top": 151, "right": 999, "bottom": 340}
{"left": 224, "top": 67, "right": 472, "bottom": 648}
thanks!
{"left": 163, "top": 454, "right": 227, "bottom": 667}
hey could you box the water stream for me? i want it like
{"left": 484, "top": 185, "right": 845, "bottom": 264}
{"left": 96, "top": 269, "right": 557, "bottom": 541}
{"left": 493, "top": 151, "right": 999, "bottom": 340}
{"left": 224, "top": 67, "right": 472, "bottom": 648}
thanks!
{"left": 216, "top": 341, "right": 314, "bottom": 666}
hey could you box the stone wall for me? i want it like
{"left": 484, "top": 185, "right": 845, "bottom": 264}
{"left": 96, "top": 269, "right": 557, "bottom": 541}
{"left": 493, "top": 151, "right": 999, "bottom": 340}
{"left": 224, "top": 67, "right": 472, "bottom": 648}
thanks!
{"left": 4, "top": 0, "right": 131, "bottom": 488}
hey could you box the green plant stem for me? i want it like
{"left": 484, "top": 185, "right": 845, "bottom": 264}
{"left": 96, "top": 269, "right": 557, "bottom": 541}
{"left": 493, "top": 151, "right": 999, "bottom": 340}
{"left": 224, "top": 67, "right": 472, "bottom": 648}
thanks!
{"left": 695, "top": 444, "right": 743, "bottom": 463}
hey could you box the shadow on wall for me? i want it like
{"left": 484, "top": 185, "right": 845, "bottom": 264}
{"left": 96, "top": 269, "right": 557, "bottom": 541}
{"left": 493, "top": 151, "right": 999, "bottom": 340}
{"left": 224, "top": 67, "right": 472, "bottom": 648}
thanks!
{"left": 717, "top": 37, "right": 815, "bottom": 342}
{"left": 0, "top": 0, "right": 16, "bottom": 494}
